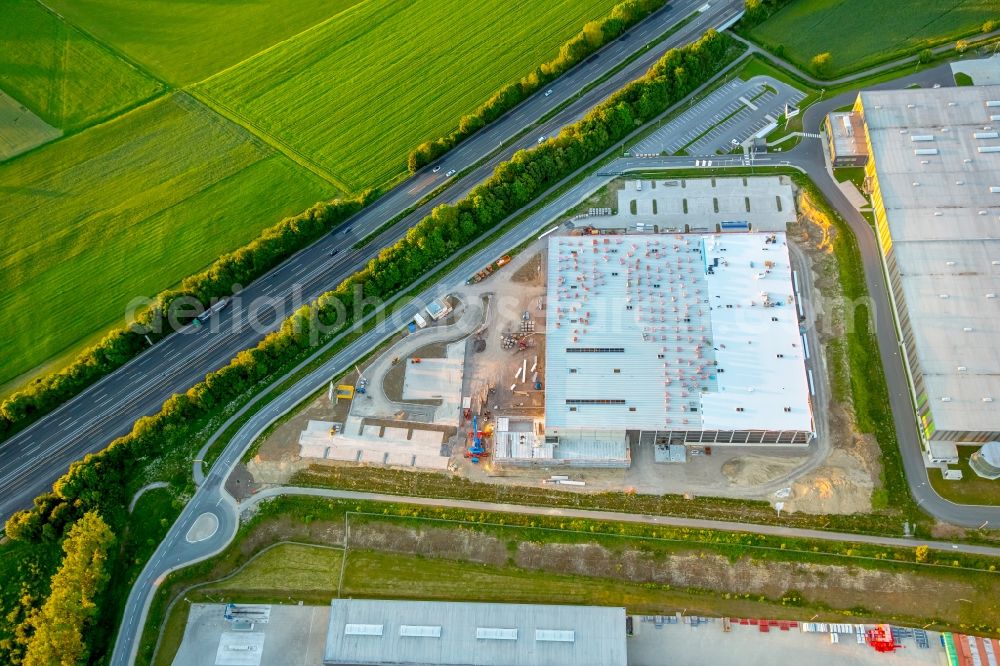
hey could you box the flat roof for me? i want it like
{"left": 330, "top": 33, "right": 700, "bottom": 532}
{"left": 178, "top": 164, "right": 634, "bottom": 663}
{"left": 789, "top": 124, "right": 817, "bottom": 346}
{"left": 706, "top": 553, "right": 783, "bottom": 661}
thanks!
{"left": 544, "top": 233, "right": 812, "bottom": 433}
{"left": 859, "top": 85, "right": 1000, "bottom": 433}
{"left": 826, "top": 111, "right": 867, "bottom": 157}
{"left": 323, "top": 599, "right": 626, "bottom": 666}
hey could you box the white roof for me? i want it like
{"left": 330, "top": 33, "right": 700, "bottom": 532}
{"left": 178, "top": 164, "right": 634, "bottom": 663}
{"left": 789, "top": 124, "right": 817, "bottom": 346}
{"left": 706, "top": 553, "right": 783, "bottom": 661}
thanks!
{"left": 980, "top": 441, "right": 1000, "bottom": 467}
{"left": 324, "top": 600, "right": 626, "bottom": 666}
{"left": 859, "top": 85, "right": 1000, "bottom": 433}
{"left": 544, "top": 233, "right": 812, "bottom": 433}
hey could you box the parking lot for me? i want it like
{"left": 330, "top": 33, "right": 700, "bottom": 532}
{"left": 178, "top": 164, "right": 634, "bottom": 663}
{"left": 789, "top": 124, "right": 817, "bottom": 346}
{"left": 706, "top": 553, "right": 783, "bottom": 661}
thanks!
{"left": 631, "top": 76, "right": 806, "bottom": 156}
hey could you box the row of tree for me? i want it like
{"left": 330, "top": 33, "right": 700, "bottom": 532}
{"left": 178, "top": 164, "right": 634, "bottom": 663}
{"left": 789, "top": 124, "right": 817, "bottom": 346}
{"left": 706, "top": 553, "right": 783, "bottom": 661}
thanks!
{"left": 4, "top": 512, "right": 115, "bottom": 666}
{"left": 407, "top": 0, "right": 669, "bottom": 172}
{"left": 1, "top": 30, "right": 739, "bottom": 664}
{"left": 0, "top": 194, "right": 372, "bottom": 444}
{"left": 740, "top": 0, "right": 794, "bottom": 29}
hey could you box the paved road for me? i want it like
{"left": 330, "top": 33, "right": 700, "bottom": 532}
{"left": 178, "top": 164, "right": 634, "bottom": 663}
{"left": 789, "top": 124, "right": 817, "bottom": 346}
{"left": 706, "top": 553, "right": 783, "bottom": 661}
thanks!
{"left": 611, "top": 62, "right": 1000, "bottom": 530}
{"left": 244, "top": 486, "right": 1000, "bottom": 558}
{"left": 111, "top": 40, "right": 1000, "bottom": 666}
{"left": 0, "top": 0, "right": 745, "bottom": 524}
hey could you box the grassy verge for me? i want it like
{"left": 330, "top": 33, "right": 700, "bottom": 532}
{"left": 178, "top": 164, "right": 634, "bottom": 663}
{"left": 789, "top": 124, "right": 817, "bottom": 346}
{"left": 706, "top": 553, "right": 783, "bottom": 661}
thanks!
{"left": 929, "top": 451, "right": 1000, "bottom": 507}
{"left": 538, "top": 9, "right": 702, "bottom": 125}
{"left": 145, "top": 495, "right": 1000, "bottom": 664}
{"left": 954, "top": 71, "right": 974, "bottom": 86}
{"left": 293, "top": 164, "right": 921, "bottom": 534}
{"left": 833, "top": 166, "right": 867, "bottom": 196}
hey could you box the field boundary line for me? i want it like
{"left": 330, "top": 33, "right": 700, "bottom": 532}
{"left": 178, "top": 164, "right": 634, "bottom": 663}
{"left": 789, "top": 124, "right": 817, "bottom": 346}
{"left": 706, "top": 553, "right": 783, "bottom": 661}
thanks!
{"left": 190, "top": 0, "right": 378, "bottom": 89}
{"left": 32, "top": 0, "right": 171, "bottom": 92}
{"left": 189, "top": 90, "right": 352, "bottom": 193}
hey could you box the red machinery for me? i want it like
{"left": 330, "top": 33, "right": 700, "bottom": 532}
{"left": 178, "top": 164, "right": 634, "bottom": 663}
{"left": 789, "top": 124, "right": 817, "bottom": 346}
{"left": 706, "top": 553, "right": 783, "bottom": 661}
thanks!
{"left": 865, "top": 625, "right": 900, "bottom": 653}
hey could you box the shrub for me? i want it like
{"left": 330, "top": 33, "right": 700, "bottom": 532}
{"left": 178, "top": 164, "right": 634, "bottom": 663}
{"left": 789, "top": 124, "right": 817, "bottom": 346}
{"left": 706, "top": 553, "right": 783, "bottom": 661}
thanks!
{"left": 407, "top": 0, "right": 669, "bottom": 172}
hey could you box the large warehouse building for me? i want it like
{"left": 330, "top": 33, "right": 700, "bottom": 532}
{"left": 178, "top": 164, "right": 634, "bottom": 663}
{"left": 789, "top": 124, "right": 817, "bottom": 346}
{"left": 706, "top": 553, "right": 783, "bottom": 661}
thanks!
{"left": 530, "top": 231, "right": 814, "bottom": 465}
{"left": 323, "top": 599, "right": 627, "bottom": 666}
{"left": 853, "top": 85, "right": 1000, "bottom": 462}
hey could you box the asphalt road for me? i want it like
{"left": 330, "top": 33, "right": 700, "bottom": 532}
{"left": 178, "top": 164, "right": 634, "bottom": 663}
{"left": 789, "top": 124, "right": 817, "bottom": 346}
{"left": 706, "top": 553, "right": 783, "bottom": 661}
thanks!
{"left": 613, "top": 62, "right": 1000, "bottom": 529}
{"left": 244, "top": 486, "right": 1000, "bottom": 558}
{"left": 0, "top": 0, "right": 745, "bottom": 524}
{"left": 111, "top": 56, "right": 1000, "bottom": 666}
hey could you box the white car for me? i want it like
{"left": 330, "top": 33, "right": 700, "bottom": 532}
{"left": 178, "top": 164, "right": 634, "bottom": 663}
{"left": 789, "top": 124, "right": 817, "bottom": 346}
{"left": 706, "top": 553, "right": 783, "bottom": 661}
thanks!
{"left": 544, "top": 89, "right": 553, "bottom": 97}
{"left": 432, "top": 165, "right": 441, "bottom": 173}
{"left": 537, "top": 136, "right": 546, "bottom": 144}
{"left": 445, "top": 169, "right": 456, "bottom": 177}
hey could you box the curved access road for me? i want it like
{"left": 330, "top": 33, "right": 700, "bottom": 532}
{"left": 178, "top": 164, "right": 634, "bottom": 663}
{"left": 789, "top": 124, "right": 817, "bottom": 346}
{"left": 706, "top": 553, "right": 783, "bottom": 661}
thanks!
{"left": 113, "top": 45, "right": 1000, "bottom": 666}
{"left": 611, "top": 61, "right": 1000, "bottom": 530}
{"left": 243, "top": 486, "right": 1000, "bottom": 558}
{"left": 0, "top": 0, "right": 745, "bottom": 524}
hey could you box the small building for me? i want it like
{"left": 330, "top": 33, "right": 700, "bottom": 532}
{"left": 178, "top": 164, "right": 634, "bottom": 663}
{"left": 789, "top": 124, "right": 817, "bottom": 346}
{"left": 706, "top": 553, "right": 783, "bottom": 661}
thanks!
{"left": 425, "top": 296, "right": 453, "bottom": 321}
{"left": 323, "top": 599, "right": 627, "bottom": 666}
{"left": 824, "top": 111, "right": 868, "bottom": 166}
{"left": 970, "top": 442, "right": 1000, "bottom": 480}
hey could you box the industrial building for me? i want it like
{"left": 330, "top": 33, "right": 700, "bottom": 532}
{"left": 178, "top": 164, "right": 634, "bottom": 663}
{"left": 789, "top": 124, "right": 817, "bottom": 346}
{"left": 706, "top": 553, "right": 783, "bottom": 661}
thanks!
{"left": 517, "top": 231, "right": 813, "bottom": 467}
{"left": 850, "top": 85, "right": 1000, "bottom": 463}
{"left": 824, "top": 111, "right": 868, "bottom": 166}
{"left": 323, "top": 599, "right": 627, "bottom": 666}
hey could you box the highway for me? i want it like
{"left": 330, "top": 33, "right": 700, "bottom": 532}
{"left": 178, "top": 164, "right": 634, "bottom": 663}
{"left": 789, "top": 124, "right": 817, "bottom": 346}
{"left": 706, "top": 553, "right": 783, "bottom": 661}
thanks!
{"left": 0, "top": 0, "right": 746, "bottom": 523}
{"left": 110, "top": 52, "right": 1000, "bottom": 666}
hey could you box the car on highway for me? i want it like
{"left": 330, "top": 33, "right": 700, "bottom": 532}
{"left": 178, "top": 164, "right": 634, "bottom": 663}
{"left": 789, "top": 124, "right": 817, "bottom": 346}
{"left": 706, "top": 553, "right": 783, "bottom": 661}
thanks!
{"left": 544, "top": 89, "right": 553, "bottom": 97}
{"left": 432, "top": 165, "right": 441, "bottom": 172}
{"left": 329, "top": 249, "right": 340, "bottom": 257}
{"left": 445, "top": 169, "right": 456, "bottom": 177}
{"left": 342, "top": 226, "right": 352, "bottom": 235}
{"left": 537, "top": 136, "right": 546, "bottom": 144}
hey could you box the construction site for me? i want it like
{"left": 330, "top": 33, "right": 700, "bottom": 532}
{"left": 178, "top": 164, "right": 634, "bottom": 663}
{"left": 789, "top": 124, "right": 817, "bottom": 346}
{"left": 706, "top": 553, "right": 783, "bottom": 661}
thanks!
{"left": 247, "top": 175, "right": 883, "bottom": 514}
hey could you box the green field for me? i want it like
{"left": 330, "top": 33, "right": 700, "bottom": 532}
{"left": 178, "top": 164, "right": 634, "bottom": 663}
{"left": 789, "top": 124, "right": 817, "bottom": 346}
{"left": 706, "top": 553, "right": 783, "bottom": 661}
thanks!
{"left": 0, "top": 89, "right": 61, "bottom": 159}
{"left": 0, "top": 0, "right": 163, "bottom": 131}
{"left": 196, "top": 0, "right": 620, "bottom": 193}
{"left": 0, "top": 92, "right": 338, "bottom": 387}
{"left": 747, "top": 0, "right": 997, "bottom": 78}
{"left": 45, "top": 0, "right": 361, "bottom": 86}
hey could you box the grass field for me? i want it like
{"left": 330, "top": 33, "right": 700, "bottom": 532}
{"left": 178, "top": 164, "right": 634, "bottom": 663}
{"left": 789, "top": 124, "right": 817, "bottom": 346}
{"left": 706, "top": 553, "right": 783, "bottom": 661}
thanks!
{"left": 0, "top": 0, "right": 163, "bottom": 131}
{"left": 196, "top": 0, "right": 620, "bottom": 193}
{"left": 0, "top": 89, "right": 61, "bottom": 160}
{"left": 747, "top": 0, "right": 997, "bottom": 78}
{"left": 45, "top": 0, "right": 361, "bottom": 86}
{"left": 0, "top": 92, "right": 339, "bottom": 388}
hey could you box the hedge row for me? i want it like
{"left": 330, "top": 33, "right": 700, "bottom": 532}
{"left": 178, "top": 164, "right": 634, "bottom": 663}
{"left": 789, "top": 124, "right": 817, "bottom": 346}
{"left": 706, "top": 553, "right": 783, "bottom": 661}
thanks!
{"left": 407, "top": 0, "right": 669, "bottom": 173}
{"left": 738, "top": 0, "right": 795, "bottom": 30}
{"left": 0, "top": 194, "right": 372, "bottom": 443}
{"left": 5, "top": 28, "right": 738, "bottom": 546}
{"left": 2, "top": 29, "right": 739, "bottom": 663}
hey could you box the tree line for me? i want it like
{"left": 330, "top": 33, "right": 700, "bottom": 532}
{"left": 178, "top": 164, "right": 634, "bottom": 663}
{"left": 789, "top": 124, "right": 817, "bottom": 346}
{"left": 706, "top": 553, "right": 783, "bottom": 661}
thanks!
{"left": 407, "top": 0, "right": 668, "bottom": 172}
{"left": 1, "top": 30, "right": 739, "bottom": 664}
{"left": 0, "top": 194, "right": 373, "bottom": 443}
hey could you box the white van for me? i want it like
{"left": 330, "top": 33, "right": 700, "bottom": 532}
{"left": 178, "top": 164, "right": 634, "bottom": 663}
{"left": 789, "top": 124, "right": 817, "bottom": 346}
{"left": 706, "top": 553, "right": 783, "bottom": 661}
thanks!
{"left": 413, "top": 313, "right": 428, "bottom": 329}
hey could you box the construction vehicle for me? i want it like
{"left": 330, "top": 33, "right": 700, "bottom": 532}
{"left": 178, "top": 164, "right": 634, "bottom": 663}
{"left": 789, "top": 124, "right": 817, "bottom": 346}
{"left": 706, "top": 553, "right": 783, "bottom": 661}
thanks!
{"left": 465, "top": 415, "right": 486, "bottom": 463}
{"left": 471, "top": 255, "right": 513, "bottom": 283}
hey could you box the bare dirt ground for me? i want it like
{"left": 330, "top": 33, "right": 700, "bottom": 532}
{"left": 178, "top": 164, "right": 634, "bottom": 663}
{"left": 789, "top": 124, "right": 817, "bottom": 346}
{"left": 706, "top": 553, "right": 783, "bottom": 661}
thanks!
{"left": 345, "top": 518, "right": 992, "bottom": 625}
{"left": 248, "top": 188, "right": 879, "bottom": 515}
